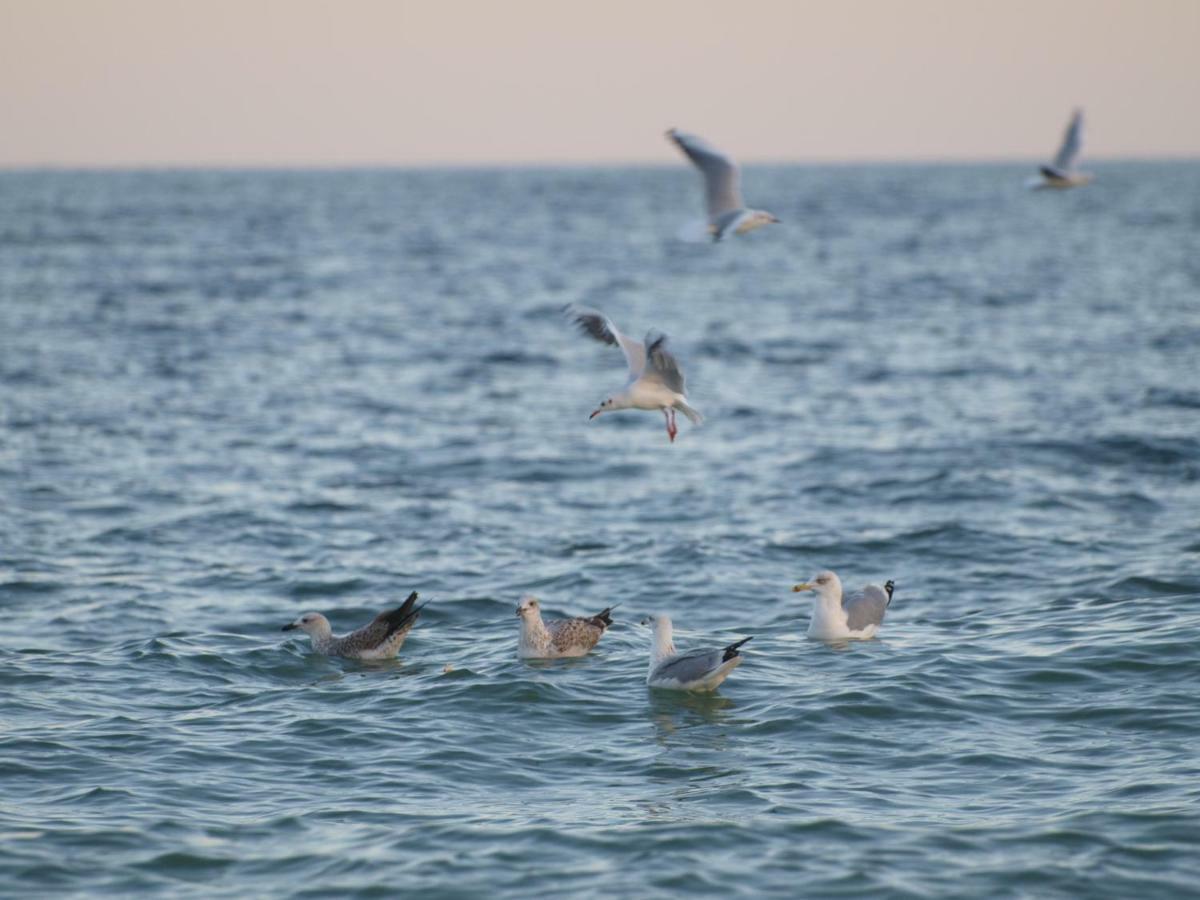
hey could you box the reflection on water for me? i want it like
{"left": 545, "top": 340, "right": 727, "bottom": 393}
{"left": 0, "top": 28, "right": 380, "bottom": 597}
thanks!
{"left": 648, "top": 690, "right": 737, "bottom": 746}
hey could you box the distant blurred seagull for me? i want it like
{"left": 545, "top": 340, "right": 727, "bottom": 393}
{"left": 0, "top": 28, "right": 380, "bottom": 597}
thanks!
{"left": 1030, "top": 109, "right": 1092, "bottom": 189}
{"left": 666, "top": 128, "right": 779, "bottom": 241}
{"left": 282, "top": 591, "right": 426, "bottom": 659}
{"left": 642, "top": 614, "right": 751, "bottom": 691}
{"left": 567, "top": 305, "right": 702, "bottom": 443}
{"left": 792, "top": 571, "right": 895, "bottom": 641}
{"left": 516, "top": 595, "right": 614, "bottom": 659}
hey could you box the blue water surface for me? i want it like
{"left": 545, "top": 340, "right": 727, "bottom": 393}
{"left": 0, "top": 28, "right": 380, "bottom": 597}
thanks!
{"left": 1, "top": 163, "right": 1199, "bottom": 897}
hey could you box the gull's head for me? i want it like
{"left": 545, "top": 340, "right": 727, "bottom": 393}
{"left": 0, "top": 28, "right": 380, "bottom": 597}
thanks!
{"left": 792, "top": 570, "right": 842, "bottom": 601}
{"left": 639, "top": 613, "right": 672, "bottom": 632}
{"left": 731, "top": 209, "right": 781, "bottom": 237}
{"left": 282, "top": 612, "right": 330, "bottom": 636}
{"left": 589, "top": 398, "right": 615, "bottom": 420}
{"left": 516, "top": 595, "right": 540, "bottom": 619}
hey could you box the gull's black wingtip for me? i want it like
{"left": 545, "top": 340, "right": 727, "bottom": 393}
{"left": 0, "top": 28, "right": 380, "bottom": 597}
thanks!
{"left": 723, "top": 636, "right": 753, "bottom": 660}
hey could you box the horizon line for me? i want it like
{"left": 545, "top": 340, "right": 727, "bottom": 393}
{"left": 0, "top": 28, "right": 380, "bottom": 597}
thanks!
{"left": 1, "top": 154, "right": 1197, "bottom": 173}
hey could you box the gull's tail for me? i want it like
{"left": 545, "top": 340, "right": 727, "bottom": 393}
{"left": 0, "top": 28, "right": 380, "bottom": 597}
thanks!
{"left": 721, "top": 636, "right": 753, "bottom": 661}
{"left": 590, "top": 606, "right": 616, "bottom": 630}
{"left": 675, "top": 218, "right": 712, "bottom": 243}
{"left": 381, "top": 592, "right": 426, "bottom": 640}
{"left": 674, "top": 399, "right": 703, "bottom": 425}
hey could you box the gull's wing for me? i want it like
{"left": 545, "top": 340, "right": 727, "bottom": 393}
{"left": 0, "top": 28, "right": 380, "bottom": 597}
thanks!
{"left": 546, "top": 615, "right": 607, "bottom": 653}
{"left": 341, "top": 592, "right": 423, "bottom": 653}
{"left": 640, "top": 331, "right": 686, "bottom": 395}
{"left": 842, "top": 584, "right": 890, "bottom": 632}
{"left": 567, "top": 305, "right": 646, "bottom": 376}
{"left": 1051, "top": 109, "right": 1084, "bottom": 172}
{"left": 651, "top": 637, "right": 750, "bottom": 684}
{"left": 651, "top": 647, "right": 724, "bottom": 684}
{"left": 666, "top": 129, "right": 745, "bottom": 219}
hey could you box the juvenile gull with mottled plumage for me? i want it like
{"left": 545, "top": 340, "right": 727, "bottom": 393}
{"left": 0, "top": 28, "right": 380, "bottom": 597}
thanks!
{"left": 642, "top": 614, "right": 751, "bottom": 691}
{"left": 282, "top": 591, "right": 426, "bottom": 660}
{"left": 792, "top": 571, "right": 895, "bottom": 641}
{"left": 516, "top": 595, "right": 614, "bottom": 659}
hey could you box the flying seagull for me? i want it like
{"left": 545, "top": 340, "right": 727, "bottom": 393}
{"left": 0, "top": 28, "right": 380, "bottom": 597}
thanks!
{"left": 566, "top": 304, "right": 702, "bottom": 443}
{"left": 516, "top": 595, "right": 614, "bottom": 659}
{"left": 1031, "top": 108, "right": 1092, "bottom": 189}
{"left": 792, "top": 571, "right": 895, "bottom": 641}
{"left": 666, "top": 128, "right": 779, "bottom": 241}
{"left": 641, "top": 614, "right": 751, "bottom": 691}
{"left": 282, "top": 591, "right": 426, "bottom": 660}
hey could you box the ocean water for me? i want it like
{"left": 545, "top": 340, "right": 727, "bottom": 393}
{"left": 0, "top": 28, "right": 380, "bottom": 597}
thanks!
{"left": 1, "top": 163, "right": 1199, "bottom": 898}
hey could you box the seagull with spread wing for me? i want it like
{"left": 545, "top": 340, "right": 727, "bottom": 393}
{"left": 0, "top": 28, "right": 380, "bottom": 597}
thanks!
{"left": 566, "top": 305, "right": 702, "bottom": 443}
{"left": 1031, "top": 108, "right": 1092, "bottom": 190}
{"left": 666, "top": 128, "right": 779, "bottom": 241}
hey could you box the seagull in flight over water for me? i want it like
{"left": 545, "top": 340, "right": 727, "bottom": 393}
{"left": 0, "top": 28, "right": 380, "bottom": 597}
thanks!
{"left": 1030, "top": 108, "right": 1092, "bottom": 190}
{"left": 566, "top": 305, "right": 702, "bottom": 443}
{"left": 666, "top": 128, "right": 779, "bottom": 241}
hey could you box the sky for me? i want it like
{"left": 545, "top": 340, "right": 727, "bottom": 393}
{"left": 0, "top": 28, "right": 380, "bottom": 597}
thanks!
{"left": 0, "top": 0, "right": 1196, "bottom": 167}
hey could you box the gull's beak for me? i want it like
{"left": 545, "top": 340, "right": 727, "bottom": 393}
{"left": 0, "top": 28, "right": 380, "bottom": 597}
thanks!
{"left": 281, "top": 623, "right": 298, "bottom": 631}
{"left": 771, "top": 215, "right": 781, "bottom": 223}
{"left": 515, "top": 606, "right": 523, "bottom": 617}
{"left": 792, "top": 583, "right": 813, "bottom": 593}
{"left": 589, "top": 409, "right": 601, "bottom": 420}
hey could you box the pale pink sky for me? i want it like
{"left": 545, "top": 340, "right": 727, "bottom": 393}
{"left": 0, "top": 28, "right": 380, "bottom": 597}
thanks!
{"left": 0, "top": 0, "right": 1196, "bottom": 167}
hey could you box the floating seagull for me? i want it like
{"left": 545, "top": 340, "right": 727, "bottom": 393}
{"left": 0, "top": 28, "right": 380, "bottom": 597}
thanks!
{"left": 282, "top": 591, "right": 426, "bottom": 660}
{"left": 666, "top": 128, "right": 779, "bottom": 241}
{"left": 792, "top": 572, "right": 895, "bottom": 641}
{"left": 567, "top": 305, "right": 702, "bottom": 443}
{"left": 516, "top": 595, "right": 614, "bottom": 659}
{"left": 641, "top": 614, "right": 752, "bottom": 691}
{"left": 1030, "top": 108, "right": 1092, "bottom": 190}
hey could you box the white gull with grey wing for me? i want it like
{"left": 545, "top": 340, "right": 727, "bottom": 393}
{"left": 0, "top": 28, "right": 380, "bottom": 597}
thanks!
{"left": 567, "top": 305, "right": 702, "bottom": 443}
{"left": 666, "top": 128, "right": 779, "bottom": 241}
{"left": 1029, "top": 108, "right": 1092, "bottom": 190}
{"left": 792, "top": 571, "right": 895, "bottom": 641}
{"left": 642, "top": 614, "right": 751, "bottom": 691}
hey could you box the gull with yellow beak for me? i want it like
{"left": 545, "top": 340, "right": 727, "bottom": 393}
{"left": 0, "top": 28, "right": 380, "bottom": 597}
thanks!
{"left": 792, "top": 571, "right": 895, "bottom": 641}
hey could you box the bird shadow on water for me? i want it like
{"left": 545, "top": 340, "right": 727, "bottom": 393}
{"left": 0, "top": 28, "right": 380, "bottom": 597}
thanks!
{"left": 646, "top": 689, "right": 737, "bottom": 746}
{"left": 286, "top": 651, "right": 421, "bottom": 687}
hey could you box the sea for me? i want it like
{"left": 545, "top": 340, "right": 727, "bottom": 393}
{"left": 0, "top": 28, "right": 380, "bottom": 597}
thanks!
{"left": 1, "top": 163, "right": 1198, "bottom": 898}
